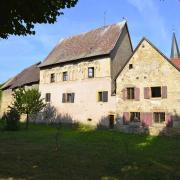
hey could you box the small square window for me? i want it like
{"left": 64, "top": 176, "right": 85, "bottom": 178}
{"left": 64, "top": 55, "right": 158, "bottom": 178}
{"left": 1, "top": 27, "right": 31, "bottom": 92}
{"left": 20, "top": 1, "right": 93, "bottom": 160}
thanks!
{"left": 62, "top": 93, "right": 75, "bottom": 103}
{"left": 129, "top": 64, "right": 133, "bottom": 69}
{"left": 127, "top": 88, "right": 135, "bottom": 99}
{"left": 45, "top": 93, "right": 51, "bottom": 103}
{"left": 88, "top": 67, "right": 94, "bottom": 78}
{"left": 63, "top": 71, "right": 68, "bottom": 81}
{"left": 50, "top": 73, "right": 55, "bottom": 83}
{"left": 98, "top": 91, "right": 108, "bottom": 102}
{"left": 154, "top": 112, "right": 165, "bottom": 123}
{"left": 151, "top": 87, "right": 161, "bottom": 98}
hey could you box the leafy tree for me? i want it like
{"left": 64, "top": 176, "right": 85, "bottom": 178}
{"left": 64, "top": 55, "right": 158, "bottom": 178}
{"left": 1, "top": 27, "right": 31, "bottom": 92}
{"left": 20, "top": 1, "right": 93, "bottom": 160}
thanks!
{"left": 0, "top": 0, "right": 78, "bottom": 39}
{"left": 11, "top": 88, "right": 45, "bottom": 129}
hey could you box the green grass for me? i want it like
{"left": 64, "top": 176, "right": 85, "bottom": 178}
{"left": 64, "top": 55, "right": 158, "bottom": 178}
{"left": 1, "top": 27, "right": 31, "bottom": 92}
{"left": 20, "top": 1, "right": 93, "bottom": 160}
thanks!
{"left": 0, "top": 123, "right": 180, "bottom": 180}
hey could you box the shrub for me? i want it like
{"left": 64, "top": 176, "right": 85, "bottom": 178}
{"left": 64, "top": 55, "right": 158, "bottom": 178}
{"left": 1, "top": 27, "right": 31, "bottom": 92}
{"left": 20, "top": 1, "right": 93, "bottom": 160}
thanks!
{"left": 4, "top": 108, "right": 20, "bottom": 131}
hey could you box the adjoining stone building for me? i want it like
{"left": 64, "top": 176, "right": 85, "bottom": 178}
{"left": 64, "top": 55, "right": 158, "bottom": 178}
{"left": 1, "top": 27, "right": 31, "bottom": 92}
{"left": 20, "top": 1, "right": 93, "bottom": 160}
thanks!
{"left": 0, "top": 62, "right": 40, "bottom": 117}
{"left": 39, "top": 21, "right": 133, "bottom": 126}
{"left": 115, "top": 37, "right": 180, "bottom": 134}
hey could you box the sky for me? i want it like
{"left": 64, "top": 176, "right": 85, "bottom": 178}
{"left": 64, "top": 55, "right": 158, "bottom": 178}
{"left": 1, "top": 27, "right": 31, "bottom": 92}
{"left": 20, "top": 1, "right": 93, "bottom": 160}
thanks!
{"left": 0, "top": 0, "right": 180, "bottom": 83}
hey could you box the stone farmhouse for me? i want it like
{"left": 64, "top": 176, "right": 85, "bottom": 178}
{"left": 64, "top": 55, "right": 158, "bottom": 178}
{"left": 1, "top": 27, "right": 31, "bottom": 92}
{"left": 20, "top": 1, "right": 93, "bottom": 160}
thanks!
{"left": 38, "top": 21, "right": 133, "bottom": 126}
{"left": 0, "top": 21, "right": 180, "bottom": 134}
{"left": 116, "top": 37, "right": 180, "bottom": 134}
{"left": 0, "top": 62, "right": 40, "bottom": 117}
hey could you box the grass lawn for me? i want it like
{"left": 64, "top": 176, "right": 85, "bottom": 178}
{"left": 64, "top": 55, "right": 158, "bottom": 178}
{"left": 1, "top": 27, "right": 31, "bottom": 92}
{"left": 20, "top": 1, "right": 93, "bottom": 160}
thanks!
{"left": 0, "top": 123, "right": 180, "bottom": 180}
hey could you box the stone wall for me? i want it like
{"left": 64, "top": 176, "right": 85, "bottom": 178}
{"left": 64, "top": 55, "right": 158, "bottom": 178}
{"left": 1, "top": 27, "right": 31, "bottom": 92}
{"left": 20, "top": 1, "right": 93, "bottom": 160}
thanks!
{"left": 116, "top": 39, "right": 180, "bottom": 127}
{"left": 110, "top": 25, "right": 133, "bottom": 94}
{"left": 0, "top": 84, "right": 39, "bottom": 119}
{"left": 0, "top": 89, "right": 13, "bottom": 117}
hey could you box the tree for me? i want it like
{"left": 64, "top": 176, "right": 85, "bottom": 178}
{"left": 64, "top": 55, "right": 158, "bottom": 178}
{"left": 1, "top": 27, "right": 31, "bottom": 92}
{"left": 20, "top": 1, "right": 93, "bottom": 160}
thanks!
{"left": 0, "top": 0, "right": 78, "bottom": 39}
{"left": 11, "top": 88, "right": 45, "bottom": 129}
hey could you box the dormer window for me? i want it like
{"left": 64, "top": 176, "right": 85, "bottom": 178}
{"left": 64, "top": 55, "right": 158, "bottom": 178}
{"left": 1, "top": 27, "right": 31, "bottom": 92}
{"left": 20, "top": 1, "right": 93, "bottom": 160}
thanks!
{"left": 63, "top": 71, "right": 68, "bottom": 81}
{"left": 88, "top": 67, "right": 94, "bottom": 78}
{"left": 50, "top": 73, "right": 55, "bottom": 83}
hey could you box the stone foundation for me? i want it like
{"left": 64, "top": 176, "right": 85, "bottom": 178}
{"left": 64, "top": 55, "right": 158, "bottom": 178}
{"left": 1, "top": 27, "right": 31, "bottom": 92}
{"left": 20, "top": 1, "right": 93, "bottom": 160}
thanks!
{"left": 115, "top": 122, "right": 180, "bottom": 136}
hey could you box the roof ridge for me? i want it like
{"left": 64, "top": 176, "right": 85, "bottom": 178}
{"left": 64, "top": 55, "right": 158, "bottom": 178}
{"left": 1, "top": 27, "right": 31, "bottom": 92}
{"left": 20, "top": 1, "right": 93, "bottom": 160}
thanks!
{"left": 61, "top": 20, "right": 126, "bottom": 42}
{"left": 2, "top": 62, "right": 40, "bottom": 90}
{"left": 40, "top": 20, "right": 127, "bottom": 67}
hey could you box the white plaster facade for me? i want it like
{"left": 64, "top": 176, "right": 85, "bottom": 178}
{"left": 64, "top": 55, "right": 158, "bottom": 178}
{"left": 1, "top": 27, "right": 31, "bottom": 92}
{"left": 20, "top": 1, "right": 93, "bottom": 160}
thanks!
{"left": 39, "top": 57, "right": 116, "bottom": 125}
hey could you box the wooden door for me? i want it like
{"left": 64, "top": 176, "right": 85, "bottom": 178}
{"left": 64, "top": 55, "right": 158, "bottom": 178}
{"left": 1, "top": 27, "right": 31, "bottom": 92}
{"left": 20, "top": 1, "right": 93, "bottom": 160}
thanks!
{"left": 109, "top": 115, "right": 115, "bottom": 129}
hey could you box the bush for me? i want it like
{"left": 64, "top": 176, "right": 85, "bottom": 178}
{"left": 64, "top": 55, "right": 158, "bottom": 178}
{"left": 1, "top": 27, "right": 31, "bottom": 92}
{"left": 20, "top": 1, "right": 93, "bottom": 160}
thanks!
{"left": 3, "top": 108, "right": 20, "bottom": 131}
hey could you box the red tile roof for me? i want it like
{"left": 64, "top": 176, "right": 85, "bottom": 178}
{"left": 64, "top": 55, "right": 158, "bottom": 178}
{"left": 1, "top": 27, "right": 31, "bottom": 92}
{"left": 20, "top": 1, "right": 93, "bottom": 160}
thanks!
{"left": 39, "top": 21, "right": 126, "bottom": 67}
{"left": 171, "top": 58, "right": 180, "bottom": 69}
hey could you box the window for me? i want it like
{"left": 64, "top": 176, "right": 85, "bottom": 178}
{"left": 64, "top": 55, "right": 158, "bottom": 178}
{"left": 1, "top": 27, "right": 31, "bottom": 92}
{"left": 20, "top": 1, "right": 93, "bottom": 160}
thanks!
{"left": 50, "top": 73, "right": 55, "bottom": 83}
{"left": 45, "top": 93, "right": 51, "bottom": 103}
{"left": 129, "top": 64, "right": 133, "bottom": 69}
{"left": 67, "top": 93, "right": 73, "bottom": 103}
{"left": 88, "top": 67, "right": 94, "bottom": 78}
{"left": 63, "top": 71, "right": 68, "bottom": 81}
{"left": 62, "top": 93, "right": 75, "bottom": 103}
{"left": 151, "top": 87, "right": 161, "bottom": 98}
{"left": 130, "top": 112, "right": 140, "bottom": 122}
{"left": 153, "top": 112, "right": 165, "bottom": 123}
{"left": 98, "top": 91, "right": 108, "bottom": 102}
{"left": 127, "top": 88, "right": 135, "bottom": 99}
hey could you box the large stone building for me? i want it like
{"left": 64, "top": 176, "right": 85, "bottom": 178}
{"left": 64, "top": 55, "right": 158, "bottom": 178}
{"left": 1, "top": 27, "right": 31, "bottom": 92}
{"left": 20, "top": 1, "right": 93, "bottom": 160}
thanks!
{"left": 115, "top": 37, "right": 180, "bottom": 134}
{"left": 0, "top": 62, "right": 40, "bottom": 117}
{"left": 38, "top": 21, "right": 133, "bottom": 126}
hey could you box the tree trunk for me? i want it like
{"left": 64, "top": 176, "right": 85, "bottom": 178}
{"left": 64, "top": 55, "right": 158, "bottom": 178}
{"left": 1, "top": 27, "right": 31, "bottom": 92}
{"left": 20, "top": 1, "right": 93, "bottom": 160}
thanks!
{"left": 26, "top": 113, "right": 29, "bottom": 129}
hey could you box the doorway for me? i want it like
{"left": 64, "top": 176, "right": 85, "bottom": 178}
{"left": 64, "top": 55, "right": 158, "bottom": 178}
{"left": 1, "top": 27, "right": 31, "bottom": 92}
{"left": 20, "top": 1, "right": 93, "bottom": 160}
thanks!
{"left": 109, "top": 115, "right": 115, "bottom": 129}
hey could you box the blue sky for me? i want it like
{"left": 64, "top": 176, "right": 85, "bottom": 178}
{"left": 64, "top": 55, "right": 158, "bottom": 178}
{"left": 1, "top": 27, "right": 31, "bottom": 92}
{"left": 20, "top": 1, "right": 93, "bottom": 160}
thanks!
{"left": 0, "top": 0, "right": 179, "bottom": 83}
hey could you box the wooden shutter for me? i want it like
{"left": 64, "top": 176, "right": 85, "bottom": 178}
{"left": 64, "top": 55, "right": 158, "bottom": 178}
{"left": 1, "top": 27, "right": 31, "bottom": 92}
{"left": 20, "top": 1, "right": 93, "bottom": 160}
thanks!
{"left": 71, "top": 93, "right": 75, "bottom": 103}
{"left": 166, "top": 113, "right": 173, "bottom": 127}
{"left": 123, "top": 112, "right": 129, "bottom": 124}
{"left": 135, "top": 88, "right": 140, "bottom": 100}
{"left": 144, "top": 87, "right": 150, "bottom": 99}
{"left": 141, "top": 112, "right": 152, "bottom": 126}
{"left": 103, "top": 91, "right": 108, "bottom": 102}
{"left": 62, "top": 93, "right": 66, "bottom": 103}
{"left": 146, "top": 112, "right": 152, "bottom": 126}
{"left": 46, "top": 93, "right": 51, "bottom": 102}
{"left": 45, "top": 94, "right": 48, "bottom": 102}
{"left": 162, "top": 86, "right": 167, "bottom": 98}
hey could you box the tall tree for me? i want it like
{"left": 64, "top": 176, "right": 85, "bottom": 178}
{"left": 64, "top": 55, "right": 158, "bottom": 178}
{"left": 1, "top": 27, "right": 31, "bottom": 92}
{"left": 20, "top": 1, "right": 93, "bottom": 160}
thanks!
{"left": 0, "top": 0, "right": 78, "bottom": 39}
{"left": 11, "top": 88, "right": 45, "bottom": 129}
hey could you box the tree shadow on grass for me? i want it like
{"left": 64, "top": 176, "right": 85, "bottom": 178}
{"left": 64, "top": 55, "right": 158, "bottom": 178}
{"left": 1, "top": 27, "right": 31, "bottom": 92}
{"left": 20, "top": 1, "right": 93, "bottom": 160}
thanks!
{"left": 0, "top": 110, "right": 180, "bottom": 179}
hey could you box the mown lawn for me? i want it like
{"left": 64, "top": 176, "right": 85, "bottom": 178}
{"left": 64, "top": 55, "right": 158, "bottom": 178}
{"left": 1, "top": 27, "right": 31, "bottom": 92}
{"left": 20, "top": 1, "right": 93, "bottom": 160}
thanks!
{"left": 0, "top": 123, "right": 180, "bottom": 180}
